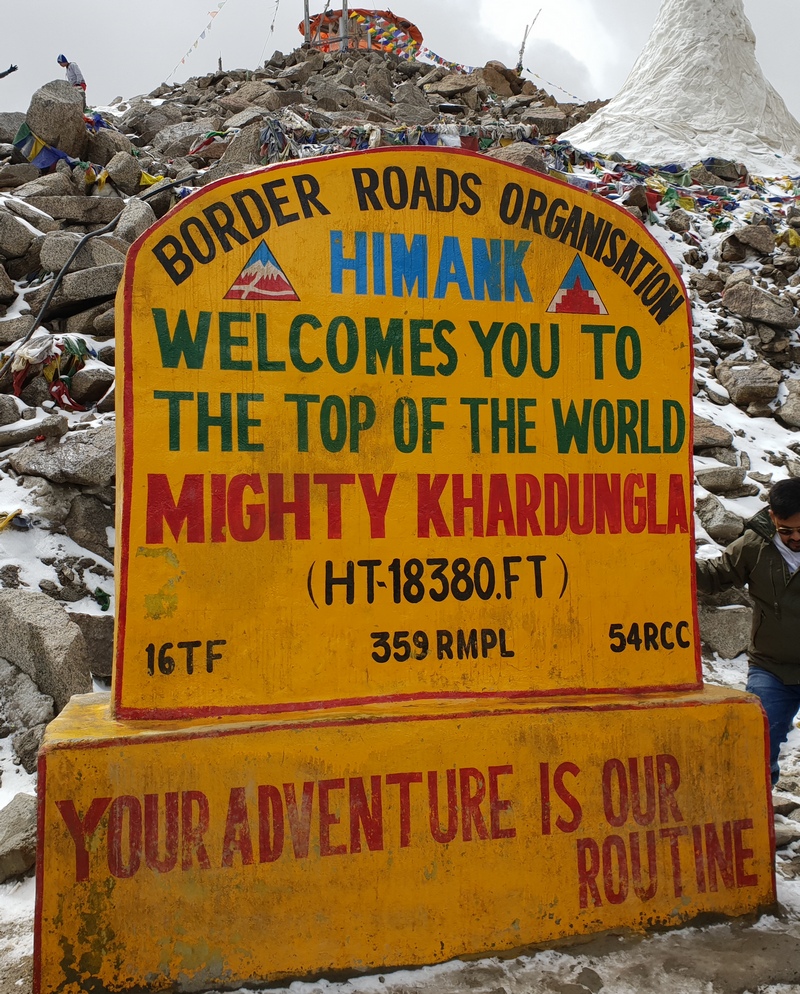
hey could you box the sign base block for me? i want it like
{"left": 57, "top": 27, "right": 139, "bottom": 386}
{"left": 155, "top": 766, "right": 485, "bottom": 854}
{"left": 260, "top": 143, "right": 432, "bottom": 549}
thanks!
{"left": 36, "top": 687, "right": 775, "bottom": 994}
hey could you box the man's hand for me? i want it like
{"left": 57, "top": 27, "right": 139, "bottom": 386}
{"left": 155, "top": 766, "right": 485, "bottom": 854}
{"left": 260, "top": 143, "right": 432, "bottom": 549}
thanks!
{"left": 0, "top": 65, "right": 18, "bottom": 78}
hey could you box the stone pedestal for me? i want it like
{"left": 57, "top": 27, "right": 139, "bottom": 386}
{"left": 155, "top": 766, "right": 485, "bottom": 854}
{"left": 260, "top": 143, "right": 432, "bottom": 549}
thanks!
{"left": 35, "top": 687, "right": 773, "bottom": 993}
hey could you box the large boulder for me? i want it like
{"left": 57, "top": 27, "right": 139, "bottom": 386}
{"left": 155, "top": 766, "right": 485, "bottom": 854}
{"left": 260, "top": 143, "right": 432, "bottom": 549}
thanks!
{"left": 0, "top": 413, "right": 68, "bottom": 450}
{"left": 22, "top": 263, "right": 124, "bottom": 319}
{"left": 86, "top": 126, "right": 135, "bottom": 165}
{"left": 119, "top": 99, "right": 183, "bottom": 146}
{"left": 722, "top": 282, "right": 799, "bottom": 330}
{"left": 0, "top": 657, "right": 54, "bottom": 732}
{"left": 40, "top": 230, "right": 126, "bottom": 272}
{"left": 698, "top": 604, "right": 752, "bottom": 659}
{"left": 0, "top": 111, "right": 26, "bottom": 143}
{"left": 484, "top": 142, "right": 547, "bottom": 174}
{"left": 777, "top": 379, "right": 800, "bottom": 428}
{"left": 0, "top": 591, "right": 90, "bottom": 710}
{"left": 693, "top": 415, "right": 734, "bottom": 450}
{"left": 26, "top": 80, "right": 88, "bottom": 158}
{"left": 220, "top": 123, "right": 263, "bottom": 166}
{"left": 0, "top": 794, "right": 38, "bottom": 883}
{"left": 114, "top": 198, "right": 157, "bottom": 244}
{"left": 152, "top": 119, "right": 222, "bottom": 157}
{"left": 69, "top": 611, "right": 114, "bottom": 680}
{"left": 8, "top": 422, "right": 116, "bottom": 487}
{"left": 695, "top": 493, "right": 745, "bottom": 543}
{"left": 20, "top": 195, "right": 124, "bottom": 225}
{"left": 0, "top": 263, "right": 16, "bottom": 304}
{"left": 105, "top": 151, "right": 143, "bottom": 196}
{"left": 0, "top": 162, "right": 40, "bottom": 189}
{"left": 65, "top": 493, "right": 115, "bottom": 561}
{"left": 715, "top": 360, "right": 782, "bottom": 406}
{"left": 0, "top": 207, "right": 35, "bottom": 260}
{"left": 694, "top": 463, "right": 748, "bottom": 493}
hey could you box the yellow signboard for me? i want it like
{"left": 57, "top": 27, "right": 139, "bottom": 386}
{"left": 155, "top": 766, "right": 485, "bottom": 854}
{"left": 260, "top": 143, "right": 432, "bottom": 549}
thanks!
{"left": 36, "top": 688, "right": 773, "bottom": 994}
{"left": 116, "top": 149, "right": 698, "bottom": 717}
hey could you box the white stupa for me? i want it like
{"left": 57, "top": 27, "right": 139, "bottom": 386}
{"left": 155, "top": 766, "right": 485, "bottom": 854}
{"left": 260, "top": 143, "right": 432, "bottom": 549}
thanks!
{"left": 563, "top": 0, "right": 800, "bottom": 175}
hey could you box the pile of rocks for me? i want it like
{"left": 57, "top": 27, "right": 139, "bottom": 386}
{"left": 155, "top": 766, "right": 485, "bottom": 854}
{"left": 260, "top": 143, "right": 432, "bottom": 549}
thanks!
{"left": 2, "top": 43, "right": 800, "bottom": 878}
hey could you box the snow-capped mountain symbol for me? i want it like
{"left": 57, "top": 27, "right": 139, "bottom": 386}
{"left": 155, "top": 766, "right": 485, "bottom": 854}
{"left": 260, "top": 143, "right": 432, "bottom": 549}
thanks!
{"left": 546, "top": 254, "right": 608, "bottom": 315}
{"left": 224, "top": 241, "right": 299, "bottom": 301}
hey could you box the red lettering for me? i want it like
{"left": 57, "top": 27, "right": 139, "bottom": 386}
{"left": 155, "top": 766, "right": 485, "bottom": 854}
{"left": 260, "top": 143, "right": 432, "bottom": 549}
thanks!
{"left": 543, "top": 474, "right": 567, "bottom": 534}
{"left": 227, "top": 474, "right": 266, "bottom": 542}
{"left": 349, "top": 776, "right": 384, "bottom": 853}
{"left": 358, "top": 474, "right": 396, "bottom": 538}
{"left": 602, "top": 758, "right": 628, "bottom": 827}
{"left": 646, "top": 473, "right": 667, "bottom": 533}
{"left": 181, "top": 790, "right": 211, "bottom": 870}
{"left": 211, "top": 473, "right": 226, "bottom": 542}
{"left": 107, "top": 795, "right": 142, "bottom": 879}
{"left": 56, "top": 797, "right": 112, "bottom": 882}
{"left": 515, "top": 474, "right": 542, "bottom": 535}
{"left": 318, "top": 778, "right": 346, "bottom": 856}
{"left": 630, "top": 830, "right": 658, "bottom": 899}
{"left": 733, "top": 818, "right": 758, "bottom": 887}
{"left": 602, "top": 835, "right": 628, "bottom": 905}
{"left": 554, "top": 762, "right": 582, "bottom": 832}
{"left": 488, "top": 765, "right": 515, "bottom": 839}
{"left": 386, "top": 772, "right": 423, "bottom": 848}
{"left": 221, "top": 786, "right": 254, "bottom": 867}
{"left": 595, "top": 474, "right": 621, "bottom": 533}
{"left": 144, "top": 792, "right": 178, "bottom": 874}
{"left": 258, "top": 785, "right": 285, "bottom": 863}
{"left": 283, "top": 781, "right": 314, "bottom": 859}
{"left": 692, "top": 824, "right": 706, "bottom": 892}
{"left": 452, "top": 475, "right": 484, "bottom": 537}
{"left": 267, "top": 473, "right": 310, "bottom": 540}
{"left": 428, "top": 769, "right": 458, "bottom": 843}
{"left": 417, "top": 474, "right": 450, "bottom": 537}
{"left": 660, "top": 825, "right": 688, "bottom": 896}
{"left": 623, "top": 474, "right": 646, "bottom": 534}
{"left": 577, "top": 838, "right": 602, "bottom": 908}
{"left": 628, "top": 756, "right": 656, "bottom": 826}
{"left": 568, "top": 473, "right": 594, "bottom": 535}
{"left": 459, "top": 767, "right": 489, "bottom": 841}
{"left": 485, "top": 475, "right": 516, "bottom": 537}
{"left": 656, "top": 754, "right": 683, "bottom": 822}
{"left": 667, "top": 474, "right": 689, "bottom": 533}
{"left": 313, "top": 474, "right": 356, "bottom": 540}
{"left": 704, "top": 821, "right": 735, "bottom": 891}
{"left": 146, "top": 473, "right": 204, "bottom": 543}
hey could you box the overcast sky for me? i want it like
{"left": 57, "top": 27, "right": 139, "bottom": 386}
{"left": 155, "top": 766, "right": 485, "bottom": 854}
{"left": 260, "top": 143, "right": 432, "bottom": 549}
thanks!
{"left": 2, "top": 0, "right": 800, "bottom": 119}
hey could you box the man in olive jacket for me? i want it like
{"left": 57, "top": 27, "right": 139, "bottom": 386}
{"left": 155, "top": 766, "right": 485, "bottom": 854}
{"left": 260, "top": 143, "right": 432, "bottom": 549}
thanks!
{"left": 696, "top": 477, "right": 800, "bottom": 785}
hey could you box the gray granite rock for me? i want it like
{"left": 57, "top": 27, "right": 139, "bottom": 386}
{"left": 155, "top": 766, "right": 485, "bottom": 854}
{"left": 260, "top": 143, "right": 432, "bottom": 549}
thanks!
{"left": 0, "top": 794, "right": 38, "bottom": 882}
{"left": 8, "top": 422, "right": 115, "bottom": 486}
{"left": 0, "top": 590, "right": 90, "bottom": 710}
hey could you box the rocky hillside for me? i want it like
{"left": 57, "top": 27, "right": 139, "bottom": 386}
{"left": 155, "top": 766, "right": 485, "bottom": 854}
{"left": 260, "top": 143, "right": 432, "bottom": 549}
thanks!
{"left": 1, "top": 43, "right": 800, "bottom": 875}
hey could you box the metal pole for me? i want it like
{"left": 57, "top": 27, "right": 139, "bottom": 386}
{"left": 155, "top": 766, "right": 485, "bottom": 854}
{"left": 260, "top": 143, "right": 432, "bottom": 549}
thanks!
{"left": 340, "top": 1, "right": 349, "bottom": 50}
{"left": 303, "top": 0, "right": 311, "bottom": 44}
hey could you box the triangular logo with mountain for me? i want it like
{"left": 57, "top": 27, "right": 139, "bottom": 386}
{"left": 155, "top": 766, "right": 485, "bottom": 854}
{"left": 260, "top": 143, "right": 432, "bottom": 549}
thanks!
{"left": 224, "top": 241, "right": 299, "bottom": 301}
{"left": 546, "top": 255, "right": 608, "bottom": 315}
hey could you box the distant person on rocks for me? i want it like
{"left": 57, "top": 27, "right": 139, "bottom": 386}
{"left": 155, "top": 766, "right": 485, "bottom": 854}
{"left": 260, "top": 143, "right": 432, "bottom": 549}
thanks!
{"left": 57, "top": 54, "right": 85, "bottom": 91}
{"left": 696, "top": 478, "right": 800, "bottom": 787}
{"left": 0, "top": 64, "right": 18, "bottom": 79}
